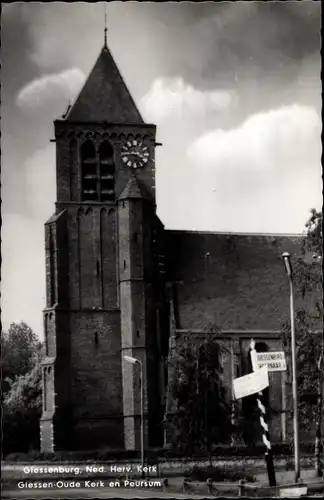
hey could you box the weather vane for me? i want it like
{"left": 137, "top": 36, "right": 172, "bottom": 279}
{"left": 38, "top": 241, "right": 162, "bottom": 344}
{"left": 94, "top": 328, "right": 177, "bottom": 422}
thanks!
{"left": 104, "top": 3, "right": 108, "bottom": 48}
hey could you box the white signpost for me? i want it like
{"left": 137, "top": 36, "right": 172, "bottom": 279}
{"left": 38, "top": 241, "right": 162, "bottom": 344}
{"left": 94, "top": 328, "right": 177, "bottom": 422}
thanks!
{"left": 279, "top": 486, "right": 307, "bottom": 498}
{"left": 233, "top": 340, "right": 281, "bottom": 488}
{"left": 233, "top": 365, "right": 269, "bottom": 400}
{"left": 256, "top": 351, "right": 287, "bottom": 372}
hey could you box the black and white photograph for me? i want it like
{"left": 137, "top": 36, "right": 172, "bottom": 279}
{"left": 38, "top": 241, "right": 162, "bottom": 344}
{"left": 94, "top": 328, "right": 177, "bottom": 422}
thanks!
{"left": 1, "top": 1, "right": 323, "bottom": 498}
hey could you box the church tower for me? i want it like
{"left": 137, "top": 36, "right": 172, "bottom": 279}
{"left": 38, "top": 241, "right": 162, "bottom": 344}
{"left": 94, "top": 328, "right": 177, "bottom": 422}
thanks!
{"left": 40, "top": 39, "right": 165, "bottom": 452}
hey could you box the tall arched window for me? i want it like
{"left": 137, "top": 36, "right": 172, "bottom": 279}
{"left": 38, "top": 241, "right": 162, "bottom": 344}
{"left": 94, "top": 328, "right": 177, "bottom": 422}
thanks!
{"left": 81, "top": 140, "right": 115, "bottom": 202}
{"left": 99, "top": 141, "right": 115, "bottom": 202}
{"left": 81, "top": 140, "right": 97, "bottom": 201}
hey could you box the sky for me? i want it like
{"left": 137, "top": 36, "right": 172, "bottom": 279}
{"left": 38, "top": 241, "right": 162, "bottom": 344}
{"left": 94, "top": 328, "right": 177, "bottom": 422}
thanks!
{"left": 1, "top": 1, "right": 322, "bottom": 337}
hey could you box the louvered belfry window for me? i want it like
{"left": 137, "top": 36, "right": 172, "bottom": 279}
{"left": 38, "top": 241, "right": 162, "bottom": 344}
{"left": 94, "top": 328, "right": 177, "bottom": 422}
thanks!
{"left": 81, "top": 140, "right": 115, "bottom": 202}
{"left": 99, "top": 141, "right": 115, "bottom": 202}
{"left": 81, "top": 140, "right": 97, "bottom": 201}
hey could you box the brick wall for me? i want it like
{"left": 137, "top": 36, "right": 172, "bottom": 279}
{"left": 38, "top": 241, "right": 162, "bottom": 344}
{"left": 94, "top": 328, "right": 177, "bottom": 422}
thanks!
{"left": 101, "top": 207, "right": 118, "bottom": 308}
{"left": 72, "top": 418, "right": 124, "bottom": 450}
{"left": 70, "top": 311, "right": 122, "bottom": 418}
{"left": 118, "top": 196, "right": 161, "bottom": 448}
{"left": 40, "top": 421, "right": 54, "bottom": 453}
{"left": 44, "top": 311, "right": 56, "bottom": 357}
{"left": 78, "top": 208, "right": 101, "bottom": 308}
{"left": 76, "top": 206, "right": 119, "bottom": 310}
{"left": 55, "top": 136, "right": 71, "bottom": 202}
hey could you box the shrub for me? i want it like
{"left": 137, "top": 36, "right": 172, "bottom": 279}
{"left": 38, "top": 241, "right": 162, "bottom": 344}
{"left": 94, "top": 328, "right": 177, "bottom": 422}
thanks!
{"left": 2, "top": 353, "right": 42, "bottom": 456}
{"left": 185, "top": 465, "right": 256, "bottom": 483}
{"left": 167, "top": 332, "right": 233, "bottom": 455}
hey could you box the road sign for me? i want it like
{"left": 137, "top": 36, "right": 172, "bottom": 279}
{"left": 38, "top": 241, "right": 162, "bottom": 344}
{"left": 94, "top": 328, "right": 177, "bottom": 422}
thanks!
{"left": 256, "top": 351, "right": 287, "bottom": 372}
{"left": 233, "top": 366, "right": 269, "bottom": 400}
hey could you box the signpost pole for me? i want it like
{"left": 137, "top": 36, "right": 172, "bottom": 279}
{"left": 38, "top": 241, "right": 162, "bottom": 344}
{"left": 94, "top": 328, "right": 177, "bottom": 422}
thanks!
{"left": 250, "top": 339, "right": 277, "bottom": 487}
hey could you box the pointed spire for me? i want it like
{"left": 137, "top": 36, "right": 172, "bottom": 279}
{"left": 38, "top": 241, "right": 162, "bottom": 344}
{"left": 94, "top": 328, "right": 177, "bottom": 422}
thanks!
{"left": 61, "top": 100, "right": 71, "bottom": 119}
{"left": 64, "top": 2, "right": 143, "bottom": 123}
{"left": 65, "top": 43, "right": 143, "bottom": 123}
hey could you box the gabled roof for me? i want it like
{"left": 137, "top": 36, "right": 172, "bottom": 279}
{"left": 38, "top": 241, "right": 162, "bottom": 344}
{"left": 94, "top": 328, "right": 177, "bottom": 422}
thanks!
{"left": 118, "top": 174, "right": 152, "bottom": 202}
{"left": 66, "top": 45, "right": 144, "bottom": 123}
{"left": 164, "top": 230, "right": 306, "bottom": 331}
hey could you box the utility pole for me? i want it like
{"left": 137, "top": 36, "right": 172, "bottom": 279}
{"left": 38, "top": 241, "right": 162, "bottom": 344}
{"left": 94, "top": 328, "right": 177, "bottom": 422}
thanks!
{"left": 204, "top": 252, "right": 211, "bottom": 464}
{"left": 123, "top": 356, "right": 145, "bottom": 478}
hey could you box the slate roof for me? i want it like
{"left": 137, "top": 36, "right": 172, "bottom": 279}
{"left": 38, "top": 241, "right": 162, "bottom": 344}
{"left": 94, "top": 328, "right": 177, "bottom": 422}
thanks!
{"left": 66, "top": 45, "right": 143, "bottom": 123}
{"left": 118, "top": 174, "right": 152, "bottom": 201}
{"left": 165, "top": 230, "right": 306, "bottom": 331}
{"left": 45, "top": 210, "right": 66, "bottom": 225}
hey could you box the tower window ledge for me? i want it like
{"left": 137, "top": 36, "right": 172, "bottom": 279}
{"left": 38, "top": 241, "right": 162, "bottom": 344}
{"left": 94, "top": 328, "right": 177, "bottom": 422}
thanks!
{"left": 100, "top": 160, "right": 114, "bottom": 165}
{"left": 77, "top": 201, "right": 116, "bottom": 205}
{"left": 83, "top": 159, "right": 97, "bottom": 165}
{"left": 120, "top": 345, "right": 146, "bottom": 351}
{"left": 41, "top": 356, "right": 56, "bottom": 366}
{"left": 43, "top": 306, "right": 56, "bottom": 313}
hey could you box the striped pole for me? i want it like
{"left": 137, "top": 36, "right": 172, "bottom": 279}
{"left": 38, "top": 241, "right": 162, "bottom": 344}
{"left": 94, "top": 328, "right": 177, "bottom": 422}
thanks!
{"left": 250, "top": 339, "right": 277, "bottom": 487}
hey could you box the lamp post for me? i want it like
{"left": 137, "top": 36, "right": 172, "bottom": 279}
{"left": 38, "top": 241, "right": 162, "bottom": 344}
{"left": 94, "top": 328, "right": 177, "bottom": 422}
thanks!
{"left": 282, "top": 252, "right": 300, "bottom": 483}
{"left": 123, "top": 355, "right": 145, "bottom": 478}
{"left": 204, "top": 252, "right": 210, "bottom": 461}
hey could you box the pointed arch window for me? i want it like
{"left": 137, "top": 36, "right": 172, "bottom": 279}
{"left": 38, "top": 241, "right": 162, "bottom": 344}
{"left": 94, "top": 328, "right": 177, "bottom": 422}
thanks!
{"left": 81, "top": 140, "right": 115, "bottom": 202}
{"left": 81, "top": 140, "right": 97, "bottom": 201}
{"left": 99, "top": 141, "right": 115, "bottom": 202}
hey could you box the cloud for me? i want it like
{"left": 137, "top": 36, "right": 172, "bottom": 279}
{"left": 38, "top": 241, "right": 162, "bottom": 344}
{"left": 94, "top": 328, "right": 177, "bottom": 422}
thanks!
{"left": 16, "top": 68, "right": 85, "bottom": 110}
{"left": 187, "top": 104, "right": 321, "bottom": 173}
{"left": 25, "top": 145, "right": 56, "bottom": 220}
{"left": 183, "top": 104, "right": 322, "bottom": 233}
{"left": 141, "top": 77, "right": 235, "bottom": 123}
{"left": 2, "top": 3, "right": 18, "bottom": 18}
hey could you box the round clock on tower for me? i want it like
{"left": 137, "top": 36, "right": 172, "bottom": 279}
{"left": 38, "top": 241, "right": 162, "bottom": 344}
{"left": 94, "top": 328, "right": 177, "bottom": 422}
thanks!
{"left": 121, "top": 139, "right": 150, "bottom": 169}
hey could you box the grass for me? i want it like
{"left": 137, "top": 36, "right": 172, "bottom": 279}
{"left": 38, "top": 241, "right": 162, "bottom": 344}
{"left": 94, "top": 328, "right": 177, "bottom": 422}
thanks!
{"left": 184, "top": 464, "right": 256, "bottom": 483}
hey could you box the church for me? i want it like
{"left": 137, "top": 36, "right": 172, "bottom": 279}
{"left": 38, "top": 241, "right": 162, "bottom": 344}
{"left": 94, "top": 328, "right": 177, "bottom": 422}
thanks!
{"left": 40, "top": 39, "right": 305, "bottom": 453}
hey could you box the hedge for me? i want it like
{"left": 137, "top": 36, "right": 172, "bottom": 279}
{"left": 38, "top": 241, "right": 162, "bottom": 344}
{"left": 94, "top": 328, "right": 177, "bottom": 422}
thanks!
{"left": 4, "top": 441, "right": 317, "bottom": 462}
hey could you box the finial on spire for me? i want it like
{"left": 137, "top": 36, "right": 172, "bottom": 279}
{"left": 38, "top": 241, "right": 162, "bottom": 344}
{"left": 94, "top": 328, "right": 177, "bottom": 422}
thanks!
{"left": 62, "top": 100, "right": 71, "bottom": 119}
{"left": 104, "top": 3, "right": 108, "bottom": 48}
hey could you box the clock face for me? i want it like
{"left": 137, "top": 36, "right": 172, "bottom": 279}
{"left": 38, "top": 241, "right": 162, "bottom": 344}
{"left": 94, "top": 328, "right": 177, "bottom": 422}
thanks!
{"left": 121, "top": 140, "right": 149, "bottom": 169}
